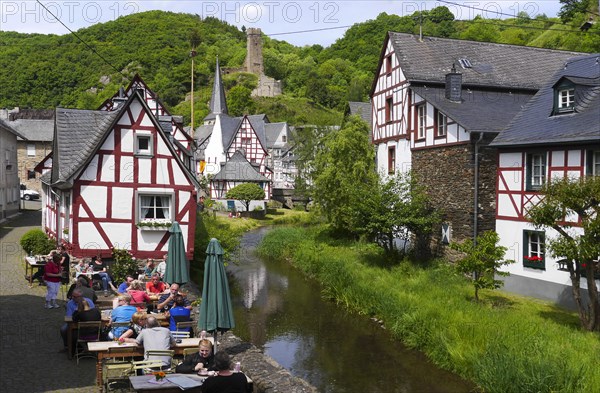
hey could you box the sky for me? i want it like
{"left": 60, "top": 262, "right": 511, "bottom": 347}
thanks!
{"left": 0, "top": 1, "right": 564, "bottom": 47}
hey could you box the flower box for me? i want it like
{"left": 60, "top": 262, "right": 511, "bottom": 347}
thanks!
{"left": 136, "top": 219, "right": 172, "bottom": 231}
{"left": 523, "top": 256, "right": 545, "bottom": 270}
{"left": 139, "top": 226, "right": 169, "bottom": 231}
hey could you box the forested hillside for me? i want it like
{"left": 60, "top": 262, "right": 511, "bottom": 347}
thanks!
{"left": 1, "top": 6, "right": 598, "bottom": 126}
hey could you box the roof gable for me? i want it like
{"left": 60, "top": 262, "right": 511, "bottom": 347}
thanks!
{"left": 212, "top": 150, "right": 269, "bottom": 182}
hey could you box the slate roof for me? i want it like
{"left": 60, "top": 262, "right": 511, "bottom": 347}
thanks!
{"left": 264, "top": 122, "right": 287, "bottom": 148}
{"left": 491, "top": 54, "right": 600, "bottom": 147}
{"left": 212, "top": 150, "right": 269, "bottom": 182}
{"left": 348, "top": 102, "right": 372, "bottom": 125}
{"left": 10, "top": 119, "right": 54, "bottom": 141}
{"left": 376, "top": 33, "right": 583, "bottom": 93}
{"left": 205, "top": 58, "right": 228, "bottom": 122}
{"left": 51, "top": 108, "right": 120, "bottom": 186}
{"left": 411, "top": 86, "right": 533, "bottom": 133}
{"left": 0, "top": 118, "right": 27, "bottom": 139}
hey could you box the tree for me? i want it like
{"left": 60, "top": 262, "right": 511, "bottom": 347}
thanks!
{"left": 526, "top": 176, "right": 600, "bottom": 331}
{"left": 450, "top": 231, "right": 513, "bottom": 301}
{"left": 312, "top": 116, "right": 378, "bottom": 235}
{"left": 226, "top": 183, "right": 265, "bottom": 212}
{"left": 363, "top": 172, "right": 438, "bottom": 254}
{"left": 227, "top": 85, "right": 255, "bottom": 116}
{"left": 558, "top": 0, "right": 592, "bottom": 22}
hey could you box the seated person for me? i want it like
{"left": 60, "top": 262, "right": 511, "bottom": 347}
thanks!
{"left": 141, "top": 259, "right": 155, "bottom": 280}
{"left": 175, "top": 339, "right": 215, "bottom": 373}
{"left": 157, "top": 283, "right": 191, "bottom": 312}
{"left": 146, "top": 273, "right": 167, "bottom": 295}
{"left": 67, "top": 276, "right": 98, "bottom": 304}
{"left": 90, "top": 255, "right": 118, "bottom": 296}
{"left": 59, "top": 289, "right": 95, "bottom": 352}
{"left": 74, "top": 259, "right": 87, "bottom": 275}
{"left": 72, "top": 297, "right": 102, "bottom": 344}
{"left": 117, "top": 275, "right": 134, "bottom": 294}
{"left": 200, "top": 351, "right": 252, "bottom": 393}
{"left": 108, "top": 294, "right": 137, "bottom": 339}
{"left": 152, "top": 255, "right": 167, "bottom": 278}
{"left": 118, "top": 311, "right": 147, "bottom": 340}
{"left": 125, "top": 316, "right": 175, "bottom": 370}
{"left": 127, "top": 279, "right": 152, "bottom": 307}
{"left": 168, "top": 294, "right": 191, "bottom": 331}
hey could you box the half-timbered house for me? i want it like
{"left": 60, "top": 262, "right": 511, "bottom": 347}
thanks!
{"left": 195, "top": 59, "right": 272, "bottom": 210}
{"left": 40, "top": 78, "right": 199, "bottom": 259}
{"left": 370, "top": 33, "right": 583, "bottom": 246}
{"left": 491, "top": 54, "right": 600, "bottom": 307}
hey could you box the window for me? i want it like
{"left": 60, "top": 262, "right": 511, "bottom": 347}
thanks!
{"left": 388, "top": 146, "right": 396, "bottom": 174}
{"left": 435, "top": 110, "right": 447, "bottom": 137}
{"left": 135, "top": 134, "right": 153, "bottom": 156}
{"left": 557, "top": 88, "right": 575, "bottom": 111}
{"left": 139, "top": 195, "right": 171, "bottom": 221}
{"left": 587, "top": 150, "right": 600, "bottom": 176}
{"left": 27, "top": 170, "right": 36, "bottom": 180}
{"left": 241, "top": 137, "right": 251, "bottom": 145}
{"left": 282, "top": 135, "right": 287, "bottom": 143}
{"left": 526, "top": 153, "right": 546, "bottom": 191}
{"left": 27, "top": 144, "right": 35, "bottom": 157}
{"left": 385, "top": 55, "right": 392, "bottom": 75}
{"left": 523, "top": 230, "right": 545, "bottom": 270}
{"left": 417, "top": 105, "right": 426, "bottom": 139}
{"left": 385, "top": 97, "right": 393, "bottom": 123}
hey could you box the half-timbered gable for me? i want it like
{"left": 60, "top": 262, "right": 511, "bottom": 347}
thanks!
{"left": 491, "top": 54, "right": 600, "bottom": 306}
{"left": 369, "top": 33, "right": 584, "bottom": 244}
{"left": 41, "top": 89, "right": 199, "bottom": 260}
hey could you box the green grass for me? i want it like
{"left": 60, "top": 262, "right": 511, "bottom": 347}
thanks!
{"left": 257, "top": 225, "right": 600, "bottom": 393}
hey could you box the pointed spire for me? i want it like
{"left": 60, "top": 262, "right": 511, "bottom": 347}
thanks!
{"left": 209, "top": 56, "right": 228, "bottom": 116}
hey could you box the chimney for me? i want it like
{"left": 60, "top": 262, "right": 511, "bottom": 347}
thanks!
{"left": 445, "top": 64, "right": 462, "bottom": 102}
{"left": 112, "top": 86, "right": 127, "bottom": 109}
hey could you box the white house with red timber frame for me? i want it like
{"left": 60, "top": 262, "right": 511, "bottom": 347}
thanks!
{"left": 40, "top": 77, "right": 199, "bottom": 259}
{"left": 370, "top": 32, "right": 583, "bottom": 245}
{"left": 491, "top": 54, "right": 600, "bottom": 308}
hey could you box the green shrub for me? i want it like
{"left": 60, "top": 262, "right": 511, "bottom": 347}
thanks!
{"left": 110, "top": 248, "right": 138, "bottom": 284}
{"left": 20, "top": 229, "right": 55, "bottom": 255}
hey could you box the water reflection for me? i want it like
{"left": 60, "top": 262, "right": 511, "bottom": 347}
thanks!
{"left": 227, "top": 227, "right": 474, "bottom": 393}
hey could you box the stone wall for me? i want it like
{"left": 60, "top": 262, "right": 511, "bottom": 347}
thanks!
{"left": 17, "top": 141, "right": 52, "bottom": 192}
{"left": 412, "top": 136, "right": 497, "bottom": 248}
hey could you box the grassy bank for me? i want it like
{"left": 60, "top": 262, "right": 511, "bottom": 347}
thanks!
{"left": 257, "top": 225, "right": 600, "bottom": 393}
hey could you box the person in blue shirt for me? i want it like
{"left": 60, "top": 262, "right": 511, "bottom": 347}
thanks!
{"left": 59, "top": 288, "right": 95, "bottom": 352}
{"left": 169, "top": 295, "right": 191, "bottom": 331}
{"left": 109, "top": 294, "right": 137, "bottom": 339}
{"left": 117, "top": 275, "right": 134, "bottom": 294}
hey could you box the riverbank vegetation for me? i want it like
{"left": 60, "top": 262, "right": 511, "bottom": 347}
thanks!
{"left": 257, "top": 225, "right": 600, "bottom": 393}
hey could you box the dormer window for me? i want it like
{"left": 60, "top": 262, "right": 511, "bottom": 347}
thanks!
{"left": 554, "top": 80, "right": 575, "bottom": 114}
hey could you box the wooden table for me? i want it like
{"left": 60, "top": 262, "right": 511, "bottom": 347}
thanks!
{"left": 24, "top": 255, "right": 46, "bottom": 286}
{"left": 88, "top": 338, "right": 207, "bottom": 391}
{"left": 129, "top": 373, "right": 207, "bottom": 392}
{"left": 64, "top": 313, "right": 169, "bottom": 360}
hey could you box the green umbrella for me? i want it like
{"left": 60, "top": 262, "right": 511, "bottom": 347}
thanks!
{"left": 164, "top": 221, "right": 190, "bottom": 285}
{"left": 198, "top": 238, "right": 235, "bottom": 350}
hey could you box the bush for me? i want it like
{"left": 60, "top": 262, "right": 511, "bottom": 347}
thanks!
{"left": 111, "top": 248, "right": 138, "bottom": 284}
{"left": 20, "top": 229, "right": 55, "bottom": 255}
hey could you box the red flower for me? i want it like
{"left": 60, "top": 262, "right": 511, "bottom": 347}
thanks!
{"left": 525, "top": 256, "right": 543, "bottom": 262}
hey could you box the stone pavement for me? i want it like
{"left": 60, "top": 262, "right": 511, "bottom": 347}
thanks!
{"left": 0, "top": 207, "right": 317, "bottom": 393}
{"left": 1, "top": 207, "right": 100, "bottom": 392}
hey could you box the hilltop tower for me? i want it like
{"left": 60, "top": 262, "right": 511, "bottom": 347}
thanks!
{"left": 245, "top": 28, "right": 264, "bottom": 75}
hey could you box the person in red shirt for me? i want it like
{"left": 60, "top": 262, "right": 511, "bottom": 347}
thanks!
{"left": 145, "top": 273, "right": 167, "bottom": 295}
{"left": 44, "top": 253, "right": 63, "bottom": 309}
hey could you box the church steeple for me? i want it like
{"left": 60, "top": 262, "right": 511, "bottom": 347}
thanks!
{"left": 208, "top": 57, "right": 228, "bottom": 119}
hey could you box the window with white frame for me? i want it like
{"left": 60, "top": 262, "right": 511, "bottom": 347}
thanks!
{"left": 587, "top": 150, "right": 600, "bottom": 176}
{"left": 417, "top": 105, "right": 426, "bottom": 139}
{"left": 435, "top": 110, "right": 447, "bottom": 137}
{"left": 558, "top": 88, "right": 575, "bottom": 111}
{"left": 526, "top": 152, "right": 546, "bottom": 190}
{"left": 139, "top": 194, "right": 172, "bottom": 221}
{"left": 135, "top": 134, "right": 153, "bottom": 156}
{"left": 523, "top": 230, "right": 545, "bottom": 270}
{"left": 27, "top": 144, "right": 36, "bottom": 156}
{"left": 388, "top": 146, "right": 396, "bottom": 174}
{"left": 385, "top": 97, "right": 393, "bottom": 123}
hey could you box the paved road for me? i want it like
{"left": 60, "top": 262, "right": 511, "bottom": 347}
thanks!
{"left": 0, "top": 206, "right": 99, "bottom": 392}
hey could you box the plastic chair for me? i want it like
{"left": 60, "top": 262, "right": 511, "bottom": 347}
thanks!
{"left": 182, "top": 347, "right": 198, "bottom": 357}
{"left": 103, "top": 346, "right": 134, "bottom": 391}
{"left": 145, "top": 349, "right": 176, "bottom": 372}
{"left": 75, "top": 321, "right": 102, "bottom": 364}
{"left": 131, "top": 359, "right": 166, "bottom": 375}
{"left": 171, "top": 331, "right": 190, "bottom": 340}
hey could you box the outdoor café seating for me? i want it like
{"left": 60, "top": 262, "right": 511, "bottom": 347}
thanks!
{"left": 75, "top": 321, "right": 102, "bottom": 364}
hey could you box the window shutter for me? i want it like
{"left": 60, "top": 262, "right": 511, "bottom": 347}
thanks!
{"left": 586, "top": 150, "right": 593, "bottom": 175}
{"left": 522, "top": 231, "right": 529, "bottom": 259}
{"left": 525, "top": 155, "right": 532, "bottom": 190}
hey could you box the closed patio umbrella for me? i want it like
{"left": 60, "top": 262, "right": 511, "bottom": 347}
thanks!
{"left": 164, "top": 221, "right": 190, "bottom": 285}
{"left": 198, "top": 238, "right": 235, "bottom": 352}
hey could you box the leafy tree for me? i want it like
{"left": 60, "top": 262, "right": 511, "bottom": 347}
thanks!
{"left": 110, "top": 248, "right": 139, "bottom": 284}
{"left": 20, "top": 229, "right": 55, "bottom": 255}
{"left": 526, "top": 176, "right": 600, "bottom": 331}
{"left": 312, "top": 116, "right": 378, "bottom": 235}
{"left": 558, "top": 0, "right": 593, "bottom": 22}
{"left": 227, "top": 85, "right": 255, "bottom": 116}
{"left": 364, "top": 172, "right": 438, "bottom": 254}
{"left": 226, "top": 183, "right": 265, "bottom": 211}
{"left": 450, "top": 231, "right": 513, "bottom": 301}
